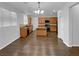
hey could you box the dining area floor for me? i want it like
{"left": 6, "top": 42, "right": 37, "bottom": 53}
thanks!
{"left": 0, "top": 31, "right": 79, "bottom": 56}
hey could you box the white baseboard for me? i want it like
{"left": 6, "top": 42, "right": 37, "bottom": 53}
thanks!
{"left": 58, "top": 36, "right": 72, "bottom": 47}
{"left": 63, "top": 40, "right": 72, "bottom": 47}
{"left": 72, "top": 44, "right": 79, "bottom": 47}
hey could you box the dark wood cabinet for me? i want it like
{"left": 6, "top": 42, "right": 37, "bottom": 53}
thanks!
{"left": 50, "top": 17, "right": 57, "bottom": 32}
{"left": 50, "top": 25, "right": 57, "bottom": 32}
{"left": 36, "top": 27, "right": 47, "bottom": 36}
{"left": 20, "top": 25, "right": 33, "bottom": 38}
{"left": 38, "top": 16, "right": 45, "bottom": 25}
{"left": 28, "top": 16, "right": 32, "bottom": 25}
{"left": 50, "top": 17, "right": 57, "bottom": 24}
{"left": 20, "top": 27, "right": 28, "bottom": 38}
{"left": 37, "top": 16, "right": 57, "bottom": 36}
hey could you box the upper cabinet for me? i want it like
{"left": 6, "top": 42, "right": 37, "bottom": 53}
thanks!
{"left": 49, "top": 17, "right": 57, "bottom": 32}
{"left": 37, "top": 16, "right": 57, "bottom": 32}
{"left": 38, "top": 16, "right": 45, "bottom": 24}
{"left": 50, "top": 17, "right": 57, "bottom": 24}
{"left": 28, "top": 16, "right": 32, "bottom": 26}
{"left": 38, "top": 16, "right": 46, "bottom": 27}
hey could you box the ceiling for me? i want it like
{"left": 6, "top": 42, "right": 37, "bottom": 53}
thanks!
{"left": 0, "top": 2, "right": 68, "bottom": 16}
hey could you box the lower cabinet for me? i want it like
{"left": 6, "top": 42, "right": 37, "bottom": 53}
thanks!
{"left": 36, "top": 27, "right": 47, "bottom": 36}
{"left": 20, "top": 27, "right": 28, "bottom": 38}
{"left": 50, "top": 26, "right": 57, "bottom": 32}
{"left": 20, "top": 25, "right": 33, "bottom": 38}
{"left": 29, "top": 25, "right": 33, "bottom": 33}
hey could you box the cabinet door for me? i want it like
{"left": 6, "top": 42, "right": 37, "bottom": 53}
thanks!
{"left": 50, "top": 17, "right": 57, "bottom": 32}
{"left": 28, "top": 16, "right": 32, "bottom": 25}
{"left": 29, "top": 25, "right": 32, "bottom": 33}
{"left": 20, "top": 27, "right": 27, "bottom": 38}
{"left": 50, "top": 17, "right": 57, "bottom": 24}
{"left": 38, "top": 17, "right": 45, "bottom": 24}
{"left": 36, "top": 29, "right": 47, "bottom": 36}
{"left": 50, "top": 26, "right": 57, "bottom": 32}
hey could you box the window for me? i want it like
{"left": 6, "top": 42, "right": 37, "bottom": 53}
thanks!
{"left": 24, "top": 15, "right": 28, "bottom": 25}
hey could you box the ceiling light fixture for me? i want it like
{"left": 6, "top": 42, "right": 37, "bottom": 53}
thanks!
{"left": 34, "top": 2, "right": 44, "bottom": 14}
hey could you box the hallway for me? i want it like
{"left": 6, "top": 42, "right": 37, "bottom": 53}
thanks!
{"left": 0, "top": 31, "right": 79, "bottom": 56}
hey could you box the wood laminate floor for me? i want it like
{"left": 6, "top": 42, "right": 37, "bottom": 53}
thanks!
{"left": 0, "top": 31, "right": 79, "bottom": 56}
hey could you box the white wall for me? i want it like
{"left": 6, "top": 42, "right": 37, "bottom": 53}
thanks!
{"left": 17, "top": 13, "right": 29, "bottom": 27}
{"left": 32, "top": 17, "right": 38, "bottom": 30}
{"left": 17, "top": 13, "right": 24, "bottom": 25}
{"left": 0, "top": 6, "right": 29, "bottom": 50}
{"left": 0, "top": 8, "right": 20, "bottom": 50}
{"left": 57, "top": 2, "right": 76, "bottom": 47}
{"left": 70, "top": 4, "right": 79, "bottom": 46}
{"left": 58, "top": 8, "right": 70, "bottom": 47}
{"left": 58, "top": 10, "right": 64, "bottom": 40}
